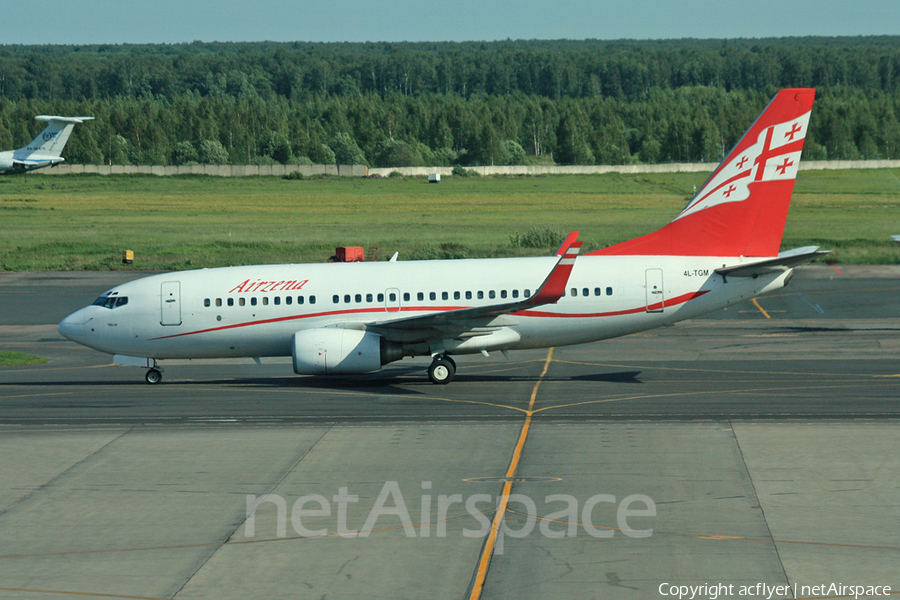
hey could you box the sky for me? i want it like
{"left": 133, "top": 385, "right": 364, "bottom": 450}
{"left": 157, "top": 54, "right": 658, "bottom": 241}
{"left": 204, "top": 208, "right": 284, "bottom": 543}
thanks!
{"left": 0, "top": 0, "right": 897, "bottom": 45}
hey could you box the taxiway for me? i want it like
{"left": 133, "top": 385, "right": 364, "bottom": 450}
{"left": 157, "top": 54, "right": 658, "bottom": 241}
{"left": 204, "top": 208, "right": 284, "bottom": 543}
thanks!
{"left": 0, "top": 266, "right": 897, "bottom": 599}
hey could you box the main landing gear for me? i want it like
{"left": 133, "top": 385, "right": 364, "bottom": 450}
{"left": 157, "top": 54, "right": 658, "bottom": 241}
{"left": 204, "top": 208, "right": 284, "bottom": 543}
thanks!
{"left": 428, "top": 355, "right": 456, "bottom": 385}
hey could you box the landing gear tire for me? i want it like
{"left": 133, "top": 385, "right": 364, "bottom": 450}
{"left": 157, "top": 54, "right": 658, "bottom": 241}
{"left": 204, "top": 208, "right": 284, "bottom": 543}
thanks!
{"left": 428, "top": 356, "right": 456, "bottom": 385}
{"left": 145, "top": 369, "right": 162, "bottom": 385}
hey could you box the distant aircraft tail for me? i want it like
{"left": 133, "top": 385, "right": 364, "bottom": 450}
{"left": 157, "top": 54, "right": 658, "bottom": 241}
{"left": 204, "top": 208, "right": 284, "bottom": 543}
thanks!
{"left": 589, "top": 88, "right": 816, "bottom": 258}
{"left": 19, "top": 116, "right": 94, "bottom": 158}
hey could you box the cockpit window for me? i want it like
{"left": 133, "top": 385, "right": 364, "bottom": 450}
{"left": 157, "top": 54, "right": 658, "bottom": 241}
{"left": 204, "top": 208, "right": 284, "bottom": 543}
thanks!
{"left": 92, "top": 294, "right": 128, "bottom": 309}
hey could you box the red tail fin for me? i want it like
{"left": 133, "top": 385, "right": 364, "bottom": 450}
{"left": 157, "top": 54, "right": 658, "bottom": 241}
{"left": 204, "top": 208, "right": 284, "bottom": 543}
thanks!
{"left": 590, "top": 88, "right": 816, "bottom": 258}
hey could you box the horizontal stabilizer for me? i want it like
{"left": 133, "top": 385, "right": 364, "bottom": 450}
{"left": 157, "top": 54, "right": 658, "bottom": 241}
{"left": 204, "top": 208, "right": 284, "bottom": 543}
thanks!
{"left": 715, "top": 246, "right": 830, "bottom": 278}
{"left": 35, "top": 116, "right": 95, "bottom": 124}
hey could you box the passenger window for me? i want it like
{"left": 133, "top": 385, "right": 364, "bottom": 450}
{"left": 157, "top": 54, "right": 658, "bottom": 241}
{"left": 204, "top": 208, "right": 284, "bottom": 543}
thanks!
{"left": 442, "top": 291, "right": 449, "bottom": 300}
{"left": 465, "top": 291, "right": 472, "bottom": 300}
{"left": 239, "top": 298, "right": 246, "bottom": 307}
{"left": 333, "top": 295, "right": 339, "bottom": 304}
{"left": 477, "top": 291, "right": 484, "bottom": 300}
{"left": 429, "top": 292, "right": 436, "bottom": 301}
{"left": 512, "top": 290, "right": 519, "bottom": 299}
{"left": 227, "top": 298, "right": 234, "bottom": 307}
{"left": 250, "top": 298, "right": 257, "bottom": 306}
{"left": 570, "top": 287, "right": 577, "bottom": 297}
{"left": 389, "top": 292, "right": 397, "bottom": 302}
{"left": 606, "top": 287, "right": 613, "bottom": 296}
{"left": 286, "top": 296, "right": 292, "bottom": 305}
{"left": 594, "top": 287, "right": 602, "bottom": 296}
{"left": 344, "top": 294, "right": 351, "bottom": 303}
{"left": 216, "top": 298, "right": 222, "bottom": 307}
{"left": 489, "top": 291, "right": 496, "bottom": 299}
{"left": 377, "top": 293, "right": 384, "bottom": 302}
{"left": 310, "top": 296, "right": 316, "bottom": 304}
{"left": 274, "top": 297, "right": 281, "bottom": 306}
{"left": 298, "top": 296, "right": 305, "bottom": 305}
{"left": 262, "top": 297, "right": 269, "bottom": 306}
{"left": 417, "top": 292, "right": 424, "bottom": 301}
{"left": 403, "top": 292, "right": 410, "bottom": 302}
{"left": 583, "top": 288, "right": 589, "bottom": 297}
{"left": 453, "top": 291, "right": 460, "bottom": 300}
{"left": 355, "top": 294, "right": 362, "bottom": 303}
{"left": 524, "top": 289, "right": 531, "bottom": 297}
{"left": 204, "top": 298, "right": 211, "bottom": 307}
{"left": 500, "top": 290, "right": 507, "bottom": 299}
{"left": 367, "top": 293, "right": 374, "bottom": 303}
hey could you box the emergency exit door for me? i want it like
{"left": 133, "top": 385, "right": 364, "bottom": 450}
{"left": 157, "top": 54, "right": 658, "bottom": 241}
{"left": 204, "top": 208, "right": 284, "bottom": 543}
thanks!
{"left": 160, "top": 281, "right": 182, "bottom": 326}
{"left": 645, "top": 269, "right": 665, "bottom": 313}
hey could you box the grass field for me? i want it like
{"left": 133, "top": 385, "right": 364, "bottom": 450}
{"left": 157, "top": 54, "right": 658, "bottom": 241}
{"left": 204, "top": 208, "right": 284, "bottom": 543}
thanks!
{"left": 0, "top": 351, "right": 48, "bottom": 366}
{"left": 1, "top": 170, "right": 898, "bottom": 271}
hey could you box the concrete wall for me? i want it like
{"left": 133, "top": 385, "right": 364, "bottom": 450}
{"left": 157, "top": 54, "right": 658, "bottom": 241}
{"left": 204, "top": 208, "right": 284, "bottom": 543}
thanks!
{"left": 367, "top": 160, "right": 900, "bottom": 177}
{"left": 37, "top": 164, "right": 369, "bottom": 177}
{"left": 35, "top": 160, "right": 900, "bottom": 177}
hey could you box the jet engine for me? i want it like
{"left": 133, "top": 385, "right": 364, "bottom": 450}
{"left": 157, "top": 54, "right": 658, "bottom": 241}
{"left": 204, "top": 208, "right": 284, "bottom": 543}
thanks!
{"left": 292, "top": 328, "right": 403, "bottom": 375}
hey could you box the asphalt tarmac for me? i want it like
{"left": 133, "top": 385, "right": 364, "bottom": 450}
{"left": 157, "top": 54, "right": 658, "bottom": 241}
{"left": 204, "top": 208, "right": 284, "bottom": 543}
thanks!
{"left": 0, "top": 266, "right": 898, "bottom": 599}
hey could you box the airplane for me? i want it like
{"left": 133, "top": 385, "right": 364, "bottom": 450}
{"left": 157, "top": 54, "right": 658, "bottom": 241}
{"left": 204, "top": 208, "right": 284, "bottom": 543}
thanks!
{"left": 59, "top": 88, "right": 825, "bottom": 385}
{"left": 0, "top": 115, "right": 94, "bottom": 174}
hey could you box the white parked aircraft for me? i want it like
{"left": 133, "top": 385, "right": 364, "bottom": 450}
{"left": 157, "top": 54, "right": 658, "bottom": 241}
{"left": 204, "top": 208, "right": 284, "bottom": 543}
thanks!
{"left": 59, "top": 89, "right": 824, "bottom": 385}
{"left": 0, "top": 115, "right": 94, "bottom": 174}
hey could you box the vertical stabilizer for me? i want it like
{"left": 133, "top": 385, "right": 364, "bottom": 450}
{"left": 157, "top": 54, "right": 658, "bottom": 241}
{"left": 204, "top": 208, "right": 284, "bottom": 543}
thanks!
{"left": 589, "top": 89, "right": 815, "bottom": 258}
{"left": 18, "top": 116, "right": 94, "bottom": 158}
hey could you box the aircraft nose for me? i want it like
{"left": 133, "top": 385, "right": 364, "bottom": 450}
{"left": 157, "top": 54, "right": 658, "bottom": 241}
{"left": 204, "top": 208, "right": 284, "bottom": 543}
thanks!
{"left": 58, "top": 310, "right": 89, "bottom": 342}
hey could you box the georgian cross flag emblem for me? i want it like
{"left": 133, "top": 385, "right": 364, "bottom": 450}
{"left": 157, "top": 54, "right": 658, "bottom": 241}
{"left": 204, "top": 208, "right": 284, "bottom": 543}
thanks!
{"left": 674, "top": 110, "right": 811, "bottom": 221}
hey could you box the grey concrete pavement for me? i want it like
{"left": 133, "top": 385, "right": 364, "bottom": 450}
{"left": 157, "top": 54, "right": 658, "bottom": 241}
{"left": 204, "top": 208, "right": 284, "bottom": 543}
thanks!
{"left": 0, "top": 266, "right": 897, "bottom": 599}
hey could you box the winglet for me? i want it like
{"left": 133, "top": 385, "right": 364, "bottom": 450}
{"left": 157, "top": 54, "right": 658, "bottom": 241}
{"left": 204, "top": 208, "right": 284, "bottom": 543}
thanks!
{"left": 554, "top": 231, "right": 580, "bottom": 256}
{"left": 528, "top": 237, "right": 582, "bottom": 305}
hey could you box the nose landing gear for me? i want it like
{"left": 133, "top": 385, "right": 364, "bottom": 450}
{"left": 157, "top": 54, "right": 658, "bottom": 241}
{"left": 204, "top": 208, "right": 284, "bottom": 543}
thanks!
{"left": 145, "top": 368, "right": 163, "bottom": 385}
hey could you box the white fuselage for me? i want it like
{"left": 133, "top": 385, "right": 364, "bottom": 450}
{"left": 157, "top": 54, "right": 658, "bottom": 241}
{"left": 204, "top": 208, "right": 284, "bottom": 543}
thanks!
{"left": 0, "top": 149, "right": 63, "bottom": 174}
{"left": 58, "top": 255, "right": 790, "bottom": 363}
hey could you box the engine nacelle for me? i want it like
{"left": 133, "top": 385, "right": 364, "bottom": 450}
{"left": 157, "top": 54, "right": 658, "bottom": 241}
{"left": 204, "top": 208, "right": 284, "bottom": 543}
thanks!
{"left": 292, "top": 328, "right": 385, "bottom": 375}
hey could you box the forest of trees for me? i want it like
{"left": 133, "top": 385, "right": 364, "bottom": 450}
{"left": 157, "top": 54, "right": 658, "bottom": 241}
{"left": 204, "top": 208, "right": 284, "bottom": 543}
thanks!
{"left": 1, "top": 37, "right": 899, "bottom": 167}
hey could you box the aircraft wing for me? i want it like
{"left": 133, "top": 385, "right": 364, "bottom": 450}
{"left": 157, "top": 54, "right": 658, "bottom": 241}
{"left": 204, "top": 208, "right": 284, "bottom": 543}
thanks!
{"left": 366, "top": 234, "right": 581, "bottom": 342}
{"left": 715, "top": 246, "right": 830, "bottom": 278}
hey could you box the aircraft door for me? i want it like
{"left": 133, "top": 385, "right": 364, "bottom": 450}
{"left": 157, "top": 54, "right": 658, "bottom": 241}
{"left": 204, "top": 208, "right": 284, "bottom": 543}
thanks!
{"left": 384, "top": 288, "right": 401, "bottom": 312}
{"left": 645, "top": 269, "right": 664, "bottom": 313}
{"left": 160, "top": 281, "right": 182, "bottom": 326}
